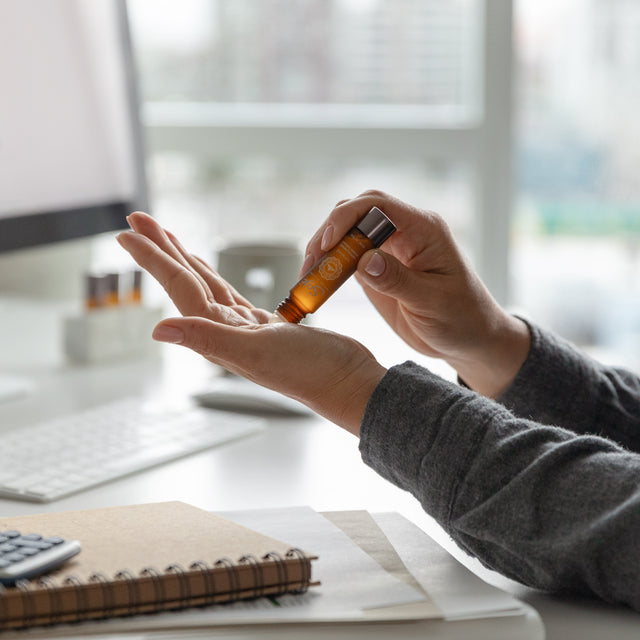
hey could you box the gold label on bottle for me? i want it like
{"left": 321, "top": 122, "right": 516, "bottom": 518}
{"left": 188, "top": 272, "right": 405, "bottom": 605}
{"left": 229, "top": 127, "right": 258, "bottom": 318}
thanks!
{"left": 318, "top": 256, "right": 343, "bottom": 280}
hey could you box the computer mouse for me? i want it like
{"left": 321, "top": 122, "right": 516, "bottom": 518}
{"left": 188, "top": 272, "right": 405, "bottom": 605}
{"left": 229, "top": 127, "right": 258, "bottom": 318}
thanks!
{"left": 193, "top": 376, "right": 313, "bottom": 417}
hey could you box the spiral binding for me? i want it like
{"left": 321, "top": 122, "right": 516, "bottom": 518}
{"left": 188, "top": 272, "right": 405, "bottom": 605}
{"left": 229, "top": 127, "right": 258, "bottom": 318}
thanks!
{"left": 62, "top": 575, "right": 90, "bottom": 619}
{"left": 88, "top": 571, "right": 115, "bottom": 615}
{"left": 213, "top": 557, "right": 241, "bottom": 598}
{"left": 140, "top": 566, "right": 165, "bottom": 613}
{"left": 165, "top": 564, "right": 191, "bottom": 610}
{"left": 263, "top": 552, "right": 288, "bottom": 595}
{"left": 38, "top": 576, "right": 63, "bottom": 625}
{"left": 189, "top": 560, "right": 216, "bottom": 606}
{"left": 0, "top": 583, "right": 6, "bottom": 624}
{"left": 115, "top": 569, "right": 142, "bottom": 616}
{"left": 0, "top": 547, "right": 313, "bottom": 630}
{"left": 15, "top": 580, "right": 35, "bottom": 627}
{"left": 286, "top": 548, "right": 312, "bottom": 594}
{"left": 238, "top": 554, "right": 265, "bottom": 598}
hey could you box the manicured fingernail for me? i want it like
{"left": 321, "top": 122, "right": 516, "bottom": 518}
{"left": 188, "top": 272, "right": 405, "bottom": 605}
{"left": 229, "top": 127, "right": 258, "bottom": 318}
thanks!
{"left": 299, "top": 253, "right": 314, "bottom": 276}
{"left": 363, "top": 252, "right": 386, "bottom": 277}
{"left": 320, "top": 225, "right": 334, "bottom": 251}
{"left": 152, "top": 325, "right": 184, "bottom": 344}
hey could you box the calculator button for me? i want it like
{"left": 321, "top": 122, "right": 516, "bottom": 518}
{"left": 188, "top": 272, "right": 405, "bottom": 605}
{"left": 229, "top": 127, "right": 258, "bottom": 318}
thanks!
{"left": 18, "top": 548, "right": 39, "bottom": 557}
{"left": 0, "top": 543, "right": 17, "bottom": 553}
{"left": 14, "top": 539, "right": 52, "bottom": 550}
{"left": 20, "top": 534, "right": 42, "bottom": 541}
{"left": 0, "top": 559, "right": 10, "bottom": 568}
{"left": 0, "top": 531, "right": 20, "bottom": 539}
{"left": 3, "top": 553, "right": 25, "bottom": 563}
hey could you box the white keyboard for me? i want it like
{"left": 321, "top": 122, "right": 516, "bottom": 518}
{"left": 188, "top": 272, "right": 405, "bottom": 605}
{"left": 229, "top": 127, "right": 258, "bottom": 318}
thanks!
{"left": 0, "top": 398, "right": 265, "bottom": 502}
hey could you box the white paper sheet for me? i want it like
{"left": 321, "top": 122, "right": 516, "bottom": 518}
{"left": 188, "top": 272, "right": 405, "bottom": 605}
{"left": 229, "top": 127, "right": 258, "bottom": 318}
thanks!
{"left": 211, "top": 505, "right": 428, "bottom": 620}
{"left": 372, "top": 512, "right": 524, "bottom": 620}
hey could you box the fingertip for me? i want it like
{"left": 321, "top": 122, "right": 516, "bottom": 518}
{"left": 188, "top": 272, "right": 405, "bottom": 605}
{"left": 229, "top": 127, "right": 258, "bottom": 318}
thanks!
{"left": 126, "top": 211, "right": 153, "bottom": 232}
{"left": 152, "top": 322, "right": 185, "bottom": 344}
{"left": 298, "top": 252, "right": 314, "bottom": 277}
{"left": 115, "top": 229, "right": 136, "bottom": 246}
{"left": 126, "top": 212, "right": 142, "bottom": 231}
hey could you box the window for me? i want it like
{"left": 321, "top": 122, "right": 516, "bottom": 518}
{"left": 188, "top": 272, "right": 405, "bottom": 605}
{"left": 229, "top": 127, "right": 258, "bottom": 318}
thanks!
{"left": 126, "top": 0, "right": 640, "bottom": 368}
{"left": 513, "top": 0, "right": 640, "bottom": 364}
{"left": 128, "top": 0, "right": 513, "bottom": 319}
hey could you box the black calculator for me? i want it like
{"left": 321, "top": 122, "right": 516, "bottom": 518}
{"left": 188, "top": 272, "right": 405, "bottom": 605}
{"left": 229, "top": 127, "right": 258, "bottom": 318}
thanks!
{"left": 0, "top": 530, "right": 81, "bottom": 585}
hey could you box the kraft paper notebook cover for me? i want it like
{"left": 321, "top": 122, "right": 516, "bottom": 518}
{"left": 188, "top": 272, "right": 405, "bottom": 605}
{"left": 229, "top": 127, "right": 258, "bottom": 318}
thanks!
{"left": 0, "top": 501, "right": 316, "bottom": 630}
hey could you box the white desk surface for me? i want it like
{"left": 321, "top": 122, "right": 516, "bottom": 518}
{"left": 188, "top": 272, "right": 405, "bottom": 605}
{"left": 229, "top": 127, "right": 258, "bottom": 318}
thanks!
{"left": 0, "top": 297, "right": 639, "bottom": 639}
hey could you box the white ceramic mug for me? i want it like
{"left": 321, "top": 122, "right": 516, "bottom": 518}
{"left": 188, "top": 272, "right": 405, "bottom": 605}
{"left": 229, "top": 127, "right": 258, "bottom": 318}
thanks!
{"left": 216, "top": 243, "right": 303, "bottom": 313}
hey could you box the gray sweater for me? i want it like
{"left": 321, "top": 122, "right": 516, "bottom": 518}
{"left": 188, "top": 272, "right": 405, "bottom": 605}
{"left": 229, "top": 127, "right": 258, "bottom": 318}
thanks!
{"left": 359, "top": 321, "right": 640, "bottom": 610}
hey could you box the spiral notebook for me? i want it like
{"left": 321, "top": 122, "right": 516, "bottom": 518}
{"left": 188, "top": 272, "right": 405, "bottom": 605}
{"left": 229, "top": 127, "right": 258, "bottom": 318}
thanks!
{"left": 0, "top": 501, "right": 316, "bottom": 631}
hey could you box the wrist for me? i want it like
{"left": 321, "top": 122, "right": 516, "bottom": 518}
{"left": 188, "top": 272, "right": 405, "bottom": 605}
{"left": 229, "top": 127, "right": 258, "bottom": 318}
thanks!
{"left": 449, "top": 314, "right": 531, "bottom": 399}
{"left": 324, "top": 361, "right": 387, "bottom": 437}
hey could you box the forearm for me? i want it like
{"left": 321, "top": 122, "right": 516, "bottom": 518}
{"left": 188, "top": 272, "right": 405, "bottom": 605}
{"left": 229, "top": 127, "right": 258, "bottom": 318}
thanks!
{"left": 359, "top": 362, "right": 640, "bottom": 610}
{"left": 449, "top": 311, "right": 531, "bottom": 399}
{"left": 498, "top": 320, "right": 640, "bottom": 451}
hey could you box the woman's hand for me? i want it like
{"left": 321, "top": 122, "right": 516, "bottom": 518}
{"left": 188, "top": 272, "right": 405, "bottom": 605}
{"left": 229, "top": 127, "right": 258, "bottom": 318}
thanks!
{"left": 117, "top": 212, "right": 386, "bottom": 434}
{"left": 303, "top": 191, "right": 530, "bottom": 398}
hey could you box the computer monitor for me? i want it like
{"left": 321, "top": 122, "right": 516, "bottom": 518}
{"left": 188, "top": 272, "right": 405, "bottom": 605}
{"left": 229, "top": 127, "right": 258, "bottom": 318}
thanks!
{"left": 0, "top": 0, "right": 147, "bottom": 253}
{"left": 0, "top": 0, "right": 148, "bottom": 401}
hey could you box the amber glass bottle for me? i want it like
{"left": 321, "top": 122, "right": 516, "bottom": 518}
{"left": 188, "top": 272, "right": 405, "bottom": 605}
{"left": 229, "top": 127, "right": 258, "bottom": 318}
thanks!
{"left": 272, "top": 207, "right": 396, "bottom": 323}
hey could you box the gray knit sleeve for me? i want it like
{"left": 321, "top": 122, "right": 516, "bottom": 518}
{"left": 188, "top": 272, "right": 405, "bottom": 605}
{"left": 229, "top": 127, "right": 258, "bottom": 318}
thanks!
{"left": 498, "top": 321, "right": 640, "bottom": 452}
{"left": 359, "top": 361, "right": 640, "bottom": 610}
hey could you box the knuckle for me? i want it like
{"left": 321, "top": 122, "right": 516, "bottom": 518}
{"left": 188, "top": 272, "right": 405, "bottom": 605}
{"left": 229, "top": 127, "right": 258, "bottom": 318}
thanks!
{"left": 183, "top": 319, "right": 209, "bottom": 353}
{"left": 385, "top": 262, "right": 409, "bottom": 293}
{"left": 423, "top": 208, "right": 452, "bottom": 235}
{"left": 359, "top": 188, "right": 388, "bottom": 200}
{"left": 161, "top": 268, "right": 190, "bottom": 295}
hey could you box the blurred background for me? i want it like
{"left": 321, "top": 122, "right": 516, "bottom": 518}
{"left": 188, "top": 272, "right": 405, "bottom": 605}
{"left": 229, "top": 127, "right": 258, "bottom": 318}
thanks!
{"left": 2, "top": 0, "right": 640, "bottom": 371}
{"left": 126, "top": 0, "right": 640, "bottom": 363}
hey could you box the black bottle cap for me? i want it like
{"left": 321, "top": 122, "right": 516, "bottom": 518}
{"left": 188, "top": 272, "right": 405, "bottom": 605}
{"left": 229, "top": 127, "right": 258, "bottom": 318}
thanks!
{"left": 355, "top": 207, "right": 396, "bottom": 247}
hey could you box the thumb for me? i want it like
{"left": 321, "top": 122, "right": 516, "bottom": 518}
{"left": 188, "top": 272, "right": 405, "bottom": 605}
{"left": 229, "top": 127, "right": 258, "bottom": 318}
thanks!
{"left": 152, "top": 316, "right": 245, "bottom": 365}
{"left": 357, "top": 249, "right": 421, "bottom": 300}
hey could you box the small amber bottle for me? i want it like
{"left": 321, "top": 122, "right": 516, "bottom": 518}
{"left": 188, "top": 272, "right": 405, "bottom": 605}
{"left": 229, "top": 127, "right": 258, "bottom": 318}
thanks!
{"left": 85, "top": 274, "right": 105, "bottom": 311}
{"left": 104, "top": 273, "right": 121, "bottom": 306}
{"left": 126, "top": 269, "right": 143, "bottom": 305}
{"left": 271, "top": 207, "right": 396, "bottom": 323}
